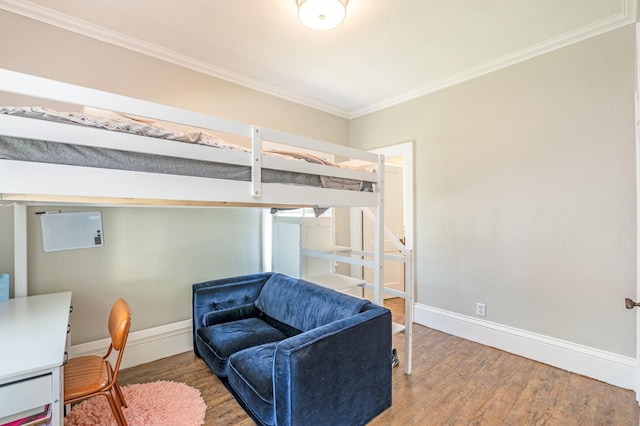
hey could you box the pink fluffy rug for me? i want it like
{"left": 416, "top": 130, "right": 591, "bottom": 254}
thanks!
{"left": 64, "top": 380, "right": 206, "bottom": 426}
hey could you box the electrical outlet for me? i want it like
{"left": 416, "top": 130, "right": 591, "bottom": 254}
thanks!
{"left": 476, "top": 303, "right": 486, "bottom": 317}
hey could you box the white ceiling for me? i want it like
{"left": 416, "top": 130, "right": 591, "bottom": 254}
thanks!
{"left": 1, "top": 0, "right": 636, "bottom": 118}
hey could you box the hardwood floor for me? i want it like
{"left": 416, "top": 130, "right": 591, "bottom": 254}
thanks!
{"left": 118, "top": 299, "right": 639, "bottom": 425}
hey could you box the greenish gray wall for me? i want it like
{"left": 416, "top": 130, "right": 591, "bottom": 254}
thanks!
{"left": 28, "top": 207, "right": 261, "bottom": 344}
{"left": 350, "top": 25, "right": 637, "bottom": 356}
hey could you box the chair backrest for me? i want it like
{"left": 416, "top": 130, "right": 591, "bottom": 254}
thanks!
{"left": 108, "top": 298, "right": 131, "bottom": 353}
{"left": 105, "top": 298, "right": 131, "bottom": 388}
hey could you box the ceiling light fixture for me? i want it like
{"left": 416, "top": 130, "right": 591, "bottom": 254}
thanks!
{"left": 297, "top": 0, "right": 348, "bottom": 31}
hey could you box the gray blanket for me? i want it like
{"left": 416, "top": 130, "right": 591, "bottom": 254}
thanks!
{"left": 0, "top": 135, "right": 328, "bottom": 187}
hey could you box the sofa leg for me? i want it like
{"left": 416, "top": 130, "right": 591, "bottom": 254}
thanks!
{"left": 391, "top": 348, "right": 399, "bottom": 368}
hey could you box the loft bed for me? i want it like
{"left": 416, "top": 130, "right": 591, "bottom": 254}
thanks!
{"left": 0, "top": 70, "right": 380, "bottom": 209}
{"left": 0, "top": 66, "right": 383, "bottom": 288}
{"left": 0, "top": 68, "right": 414, "bottom": 374}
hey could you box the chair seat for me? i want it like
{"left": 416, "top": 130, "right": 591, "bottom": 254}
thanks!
{"left": 64, "top": 355, "right": 110, "bottom": 401}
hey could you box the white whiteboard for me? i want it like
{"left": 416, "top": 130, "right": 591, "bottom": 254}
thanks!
{"left": 41, "top": 211, "right": 104, "bottom": 252}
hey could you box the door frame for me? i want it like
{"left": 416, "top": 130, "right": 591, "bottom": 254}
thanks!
{"left": 369, "top": 141, "right": 415, "bottom": 254}
{"left": 634, "top": 22, "right": 640, "bottom": 403}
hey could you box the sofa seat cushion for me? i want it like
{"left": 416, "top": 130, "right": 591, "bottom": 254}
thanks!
{"left": 228, "top": 342, "right": 278, "bottom": 426}
{"left": 196, "top": 317, "right": 285, "bottom": 377}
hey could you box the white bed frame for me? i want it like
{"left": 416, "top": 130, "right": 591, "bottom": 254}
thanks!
{"left": 0, "top": 68, "right": 414, "bottom": 373}
{"left": 0, "top": 65, "right": 384, "bottom": 292}
{"left": 0, "top": 69, "right": 380, "bottom": 208}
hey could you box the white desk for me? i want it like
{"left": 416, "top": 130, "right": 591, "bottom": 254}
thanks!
{"left": 0, "top": 292, "right": 72, "bottom": 426}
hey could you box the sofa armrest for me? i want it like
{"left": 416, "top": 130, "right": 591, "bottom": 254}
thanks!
{"left": 273, "top": 305, "right": 392, "bottom": 426}
{"left": 192, "top": 272, "right": 273, "bottom": 357}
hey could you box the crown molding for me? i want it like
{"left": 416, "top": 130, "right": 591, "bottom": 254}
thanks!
{"left": 0, "top": 0, "right": 351, "bottom": 118}
{"left": 1, "top": 0, "right": 635, "bottom": 120}
{"left": 349, "top": 0, "right": 638, "bottom": 118}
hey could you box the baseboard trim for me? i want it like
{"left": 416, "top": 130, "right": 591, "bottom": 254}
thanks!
{"left": 70, "top": 319, "right": 193, "bottom": 370}
{"left": 414, "top": 303, "right": 638, "bottom": 391}
{"left": 71, "top": 307, "right": 638, "bottom": 392}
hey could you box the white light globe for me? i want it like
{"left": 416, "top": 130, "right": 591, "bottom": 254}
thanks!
{"left": 298, "top": 0, "right": 347, "bottom": 31}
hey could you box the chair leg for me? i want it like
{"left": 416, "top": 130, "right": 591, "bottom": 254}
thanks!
{"left": 111, "top": 385, "right": 124, "bottom": 411}
{"left": 114, "top": 379, "right": 127, "bottom": 408}
{"left": 104, "top": 392, "right": 128, "bottom": 426}
{"left": 108, "top": 363, "right": 127, "bottom": 408}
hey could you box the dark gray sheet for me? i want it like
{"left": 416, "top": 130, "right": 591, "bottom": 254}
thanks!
{"left": 0, "top": 136, "right": 373, "bottom": 190}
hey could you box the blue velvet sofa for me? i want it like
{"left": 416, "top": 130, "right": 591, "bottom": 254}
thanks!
{"left": 192, "top": 272, "right": 392, "bottom": 426}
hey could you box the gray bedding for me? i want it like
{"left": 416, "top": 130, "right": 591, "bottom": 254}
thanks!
{"left": 0, "top": 107, "right": 374, "bottom": 191}
{"left": 0, "top": 136, "right": 374, "bottom": 190}
{"left": 0, "top": 135, "right": 323, "bottom": 186}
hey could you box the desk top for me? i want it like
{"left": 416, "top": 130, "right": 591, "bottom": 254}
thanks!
{"left": 0, "top": 292, "right": 72, "bottom": 383}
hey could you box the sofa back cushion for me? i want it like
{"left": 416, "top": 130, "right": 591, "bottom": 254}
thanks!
{"left": 255, "top": 273, "right": 369, "bottom": 331}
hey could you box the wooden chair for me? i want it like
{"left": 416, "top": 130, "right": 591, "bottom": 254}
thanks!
{"left": 64, "top": 298, "right": 131, "bottom": 426}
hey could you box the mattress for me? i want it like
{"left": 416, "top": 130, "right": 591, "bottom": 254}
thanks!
{"left": 0, "top": 107, "right": 372, "bottom": 191}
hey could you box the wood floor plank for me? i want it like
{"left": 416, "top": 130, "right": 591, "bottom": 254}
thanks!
{"left": 117, "top": 300, "right": 639, "bottom": 425}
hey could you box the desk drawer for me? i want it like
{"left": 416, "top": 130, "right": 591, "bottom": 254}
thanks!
{"left": 0, "top": 374, "right": 52, "bottom": 418}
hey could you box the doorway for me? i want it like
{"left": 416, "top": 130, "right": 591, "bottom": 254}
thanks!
{"left": 363, "top": 163, "right": 405, "bottom": 296}
{"left": 358, "top": 141, "right": 414, "bottom": 299}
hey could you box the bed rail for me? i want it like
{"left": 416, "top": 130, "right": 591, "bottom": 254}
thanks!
{"left": 0, "top": 68, "right": 379, "bottom": 208}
